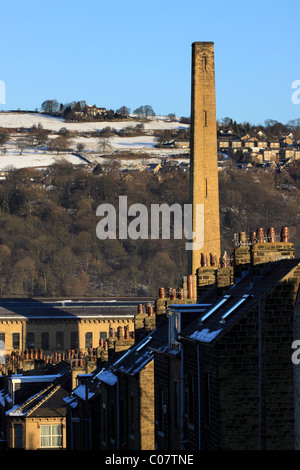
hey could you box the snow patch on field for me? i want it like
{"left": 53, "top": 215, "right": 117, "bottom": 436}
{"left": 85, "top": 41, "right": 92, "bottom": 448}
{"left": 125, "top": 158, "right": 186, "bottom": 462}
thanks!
{"left": 0, "top": 112, "right": 189, "bottom": 132}
{"left": 0, "top": 152, "right": 84, "bottom": 171}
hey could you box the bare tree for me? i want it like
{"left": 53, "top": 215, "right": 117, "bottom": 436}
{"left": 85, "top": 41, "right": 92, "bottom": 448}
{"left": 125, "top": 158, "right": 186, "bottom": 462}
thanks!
{"left": 133, "top": 105, "right": 155, "bottom": 118}
{"left": 0, "top": 130, "right": 9, "bottom": 147}
{"left": 76, "top": 143, "right": 85, "bottom": 152}
{"left": 16, "top": 138, "right": 28, "bottom": 155}
{"left": 98, "top": 137, "right": 112, "bottom": 152}
{"left": 41, "top": 99, "right": 60, "bottom": 115}
{"left": 116, "top": 106, "right": 131, "bottom": 117}
{"left": 49, "top": 136, "right": 73, "bottom": 154}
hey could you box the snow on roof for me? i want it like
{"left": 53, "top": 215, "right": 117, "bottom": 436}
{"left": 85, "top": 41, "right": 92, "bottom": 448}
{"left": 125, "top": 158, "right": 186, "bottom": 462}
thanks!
{"left": 9, "top": 374, "right": 61, "bottom": 383}
{"left": 73, "top": 383, "right": 96, "bottom": 400}
{"left": 0, "top": 390, "right": 6, "bottom": 407}
{"left": 5, "top": 391, "right": 42, "bottom": 417}
{"left": 96, "top": 369, "right": 117, "bottom": 386}
{"left": 188, "top": 327, "right": 223, "bottom": 343}
{"left": 63, "top": 395, "right": 78, "bottom": 409}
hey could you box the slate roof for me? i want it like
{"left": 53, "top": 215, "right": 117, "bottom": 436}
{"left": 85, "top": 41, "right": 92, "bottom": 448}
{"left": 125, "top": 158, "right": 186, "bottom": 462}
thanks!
{"left": 66, "top": 319, "right": 169, "bottom": 406}
{"left": 95, "top": 323, "right": 168, "bottom": 381}
{"left": 177, "top": 258, "right": 300, "bottom": 345}
{"left": 0, "top": 298, "right": 154, "bottom": 320}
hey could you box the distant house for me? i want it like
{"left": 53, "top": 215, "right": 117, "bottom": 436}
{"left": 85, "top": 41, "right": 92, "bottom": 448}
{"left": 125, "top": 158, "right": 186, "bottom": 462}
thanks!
{"left": 218, "top": 138, "right": 230, "bottom": 148}
{"left": 146, "top": 163, "right": 162, "bottom": 174}
{"left": 178, "top": 161, "right": 190, "bottom": 172}
{"left": 174, "top": 139, "right": 189, "bottom": 149}
{"left": 280, "top": 135, "right": 294, "bottom": 147}
{"left": 125, "top": 162, "right": 145, "bottom": 172}
{"left": 85, "top": 105, "right": 107, "bottom": 117}
{"left": 256, "top": 139, "right": 268, "bottom": 149}
{"left": 243, "top": 137, "right": 257, "bottom": 148}
{"left": 230, "top": 139, "right": 242, "bottom": 149}
{"left": 268, "top": 139, "right": 280, "bottom": 149}
{"left": 261, "top": 149, "right": 279, "bottom": 163}
{"left": 280, "top": 148, "right": 296, "bottom": 160}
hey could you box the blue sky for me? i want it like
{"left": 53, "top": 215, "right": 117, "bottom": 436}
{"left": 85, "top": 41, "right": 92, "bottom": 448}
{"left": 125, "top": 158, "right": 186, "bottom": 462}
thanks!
{"left": 1, "top": 0, "right": 299, "bottom": 125}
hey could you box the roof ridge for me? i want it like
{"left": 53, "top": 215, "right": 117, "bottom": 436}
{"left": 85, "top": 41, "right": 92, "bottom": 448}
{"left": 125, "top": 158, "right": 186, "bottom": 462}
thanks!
{"left": 26, "top": 374, "right": 69, "bottom": 417}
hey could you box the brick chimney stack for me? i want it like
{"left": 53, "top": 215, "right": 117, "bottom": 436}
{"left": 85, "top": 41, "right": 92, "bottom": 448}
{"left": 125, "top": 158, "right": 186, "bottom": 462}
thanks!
{"left": 189, "top": 42, "right": 221, "bottom": 276}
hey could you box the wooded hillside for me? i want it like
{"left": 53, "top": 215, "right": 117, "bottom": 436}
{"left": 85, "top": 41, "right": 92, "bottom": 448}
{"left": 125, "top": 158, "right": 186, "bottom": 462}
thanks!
{"left": 0, "top": 161, "right": 299, "bottom": 297}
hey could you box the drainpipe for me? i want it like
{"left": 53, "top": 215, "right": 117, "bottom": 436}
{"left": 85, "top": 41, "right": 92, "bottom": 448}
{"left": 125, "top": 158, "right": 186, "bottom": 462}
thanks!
{"left": 117, "top": 376, "right": 120, "bottom": 450}
{"left": 180, "top": 343, "right": 185, "bottom": 450}
{"left": 258, "top": 294, "right": 266, "bottom": 450}
{"left": 197, "top": 344, "right": 201, "bottom": 450}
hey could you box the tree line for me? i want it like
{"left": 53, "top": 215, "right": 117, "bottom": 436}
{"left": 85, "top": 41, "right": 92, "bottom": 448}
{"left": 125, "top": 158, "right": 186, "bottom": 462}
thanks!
{"left": 0, "top": 160, "right": 299, "bottom": 298}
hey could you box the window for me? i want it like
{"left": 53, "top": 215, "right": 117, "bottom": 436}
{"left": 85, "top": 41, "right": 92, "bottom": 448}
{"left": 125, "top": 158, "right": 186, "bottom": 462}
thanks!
{"left": 41, "top": 332, "right": 49, "bottom": 350}
{"left": 14, "top": 424, "right": 23, "bottom": 448}
{"left": 71, "top": 331, "right": 79, "bottom": 349}
{"left": 100, "top": 332, "right": 107, "bottom": 341}
{"left": 85, "top": 332, "right": 92, "bottom": 349}
{"left": 168, "top": 310, "right": 181, "bottom": 347}
{"left": 203, "top": 56, "right": 207, "bottom": 71}
{"left": 204, "top": 110, "right": 208, "bottom": 127}
{"left": 26, "top": 332, "right": 34, "bottom": 349}
{"left": 40, "top": 424, "right": 63, "bottom": 448}
{"left": 56, "top": 332, "right": 64, "bottom": 350}
{"left": 0, "top": 333, "right": 4, "bottom": 363}
{"left": 0, "top": 333, "right": 5, "bottom": 351}
{"left": 12, "top": 333, "right": 20, "bottom": 350}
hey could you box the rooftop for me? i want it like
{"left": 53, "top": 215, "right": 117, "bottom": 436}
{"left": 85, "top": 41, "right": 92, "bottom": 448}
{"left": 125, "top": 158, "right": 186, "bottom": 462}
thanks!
{"left": 0, "top": 298, "right": 155, "bottom": 320}
{"left": 176, "top": 258, "right": 300, "bottom": 345}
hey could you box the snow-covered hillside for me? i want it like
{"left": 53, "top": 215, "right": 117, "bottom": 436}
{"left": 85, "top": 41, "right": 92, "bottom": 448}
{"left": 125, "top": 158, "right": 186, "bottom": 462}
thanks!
{"left": 0, "top": 112, "right": 189, "bottom": 132}
{"left": 0, "top": 112, "right": 190, "bottom": 171}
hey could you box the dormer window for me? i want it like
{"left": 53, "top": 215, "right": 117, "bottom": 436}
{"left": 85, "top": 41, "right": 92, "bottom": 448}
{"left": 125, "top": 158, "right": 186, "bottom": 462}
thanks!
{"left": 167, "top": 308, "right": 181, "bottom": 349}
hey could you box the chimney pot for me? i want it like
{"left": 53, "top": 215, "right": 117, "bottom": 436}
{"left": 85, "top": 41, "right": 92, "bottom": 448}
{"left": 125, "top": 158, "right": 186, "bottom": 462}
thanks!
{"left": 267, "top": 227, "right": 275, "bottom": 242}
{"left": 221, "top": 251, "right": 229, "bottom": 267}
{"left": 281, "top": 226, "right": 289, "bottom": 242}
{"left": 178, "top": 288, "right": 184, "bottom": 299}
{"left": 239, "top": 232, "right": 247, "bottom": 245}
{"left": 187, "top": 274, "right": 193, "bottom": 298}
{"left": 201, "top": 253, "right": 208, "bottom": 267}
{"left": 250, "top": 232, "right": 256, "bottom": 244}
{"left": 159, "top": 287, "right": 165, "bottom": 299}
{"left": 118, "top": 326, "right": 124, "bottom": 339}
{"left": 257, "top": 227, "right": 265, "bottom": 243}
{"left": 210, "top": 253, "right": 218, "bottom": 267}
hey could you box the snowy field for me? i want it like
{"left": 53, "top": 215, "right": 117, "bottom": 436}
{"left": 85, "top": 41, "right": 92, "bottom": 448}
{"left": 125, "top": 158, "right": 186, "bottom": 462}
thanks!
{"left": 0, "top": 112, "right": 189, "bottom": 132}
{"left": 0, "top": 112, "right": 189, "bottom": 171}
{"left": 0, "top": 152, "right": 86, "bottom": 171}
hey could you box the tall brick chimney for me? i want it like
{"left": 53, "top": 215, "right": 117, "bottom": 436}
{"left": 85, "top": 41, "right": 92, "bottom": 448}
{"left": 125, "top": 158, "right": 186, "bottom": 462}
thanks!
{"left": 188, "top": 42, "right": 221, "bottom": 275}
